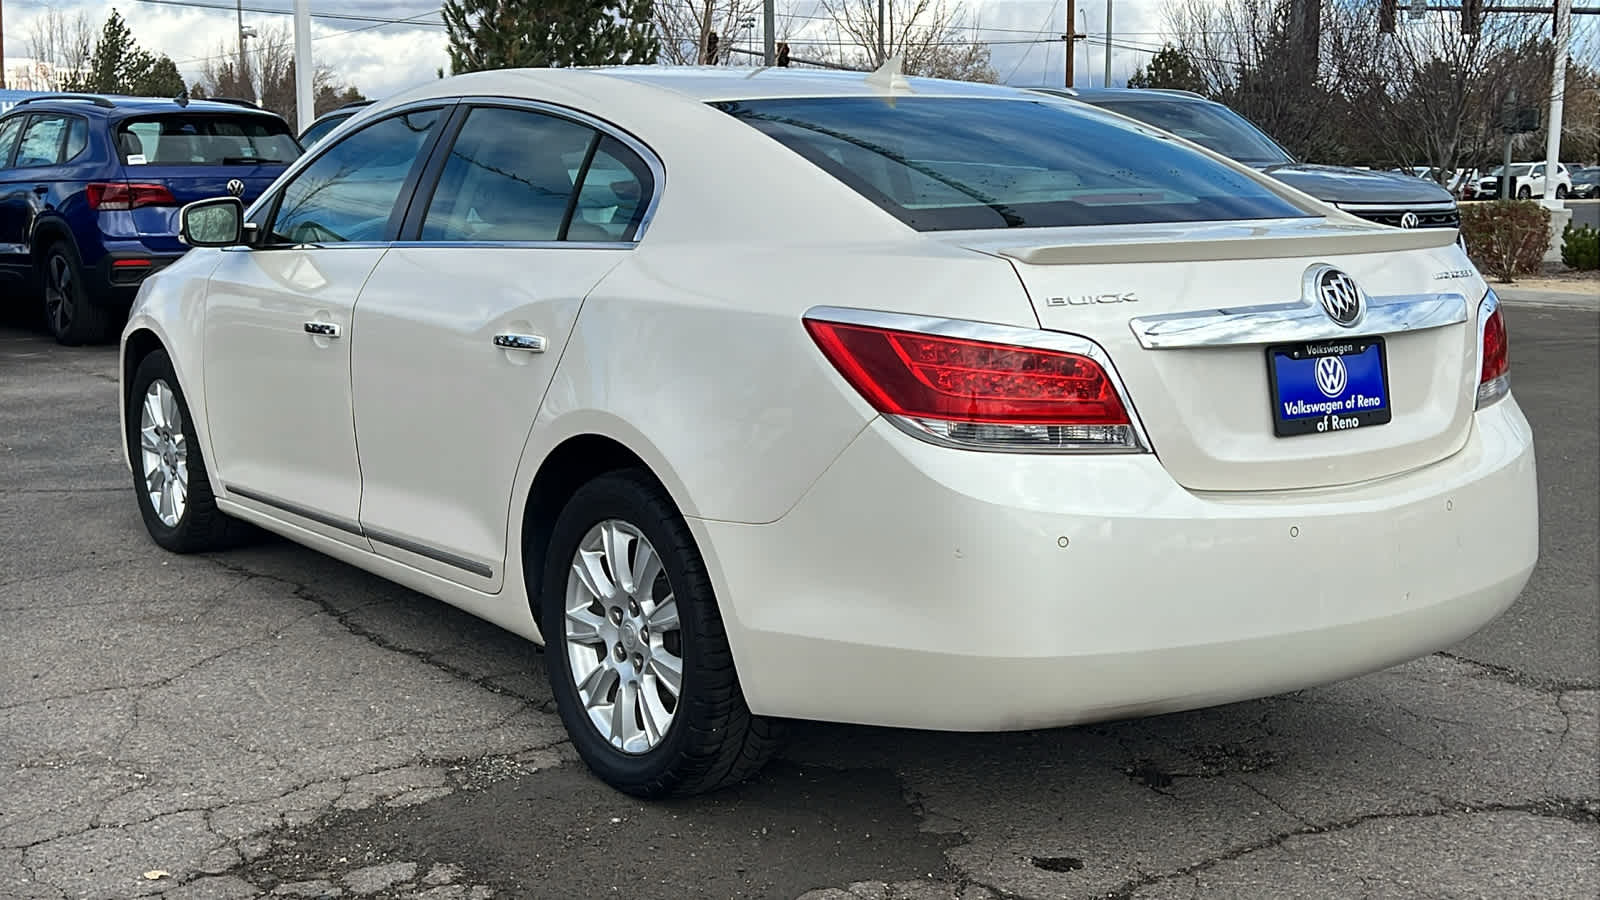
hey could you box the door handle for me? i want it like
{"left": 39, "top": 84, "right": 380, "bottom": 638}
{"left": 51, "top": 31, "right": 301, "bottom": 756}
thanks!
{"left": 493, "top": 333, "right": 546, "bottom": 353}
{"left": 304, "top": 321, "right": 341, "bottom": 338}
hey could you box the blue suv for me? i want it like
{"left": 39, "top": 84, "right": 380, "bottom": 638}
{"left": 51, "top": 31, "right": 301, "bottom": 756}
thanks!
{"left": 0, "top": 93, "right": 302, "bottom": 344}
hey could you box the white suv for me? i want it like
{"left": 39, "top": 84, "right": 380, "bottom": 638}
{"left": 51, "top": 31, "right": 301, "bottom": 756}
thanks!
{"left": 1477, "top": 162, "right": 1573, "bottom": 200}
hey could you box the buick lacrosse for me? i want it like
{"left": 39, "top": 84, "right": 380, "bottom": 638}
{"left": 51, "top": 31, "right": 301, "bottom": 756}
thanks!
{"left": 119, "top": 65, "right": 1537, "bottom": 797}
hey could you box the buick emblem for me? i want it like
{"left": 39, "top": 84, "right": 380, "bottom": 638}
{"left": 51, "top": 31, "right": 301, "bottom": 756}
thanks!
{"left": 1310, "top": 266, "right": 1364, "bottom": 327}
{"left": 225, "top": 178, "right": 245, "bottom": 197}
{"left": 1399, "top": 212, "right": 1420, "bottom": 229}
{"left": 1315, "top": 355, "right": 1348, "bottom": 398}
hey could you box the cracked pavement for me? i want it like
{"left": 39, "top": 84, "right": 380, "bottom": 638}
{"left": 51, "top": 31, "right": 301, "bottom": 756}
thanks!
{"left": 1, "top": 302, "right": 1595, "bottom": 900}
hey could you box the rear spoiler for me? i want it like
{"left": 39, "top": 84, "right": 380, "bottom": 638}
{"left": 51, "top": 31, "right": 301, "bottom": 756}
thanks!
{"left": 996, "top": 222, "right": 1459, "bottom": 266}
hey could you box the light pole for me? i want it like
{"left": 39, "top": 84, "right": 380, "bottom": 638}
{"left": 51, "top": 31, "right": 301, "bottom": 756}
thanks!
{"left": 1103, "top": 0, "right": 1112, "bottom": 88}
{"left": 1542, "top": 0, "right": 1572, "bottom": 212}
{"left": 294, "top": 0, "right": 313, "bottom": 132}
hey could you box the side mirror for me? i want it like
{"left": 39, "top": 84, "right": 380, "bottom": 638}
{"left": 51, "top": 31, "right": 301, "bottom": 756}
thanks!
{"left": 179, "top": 197, "right": 246, "bottom": 247}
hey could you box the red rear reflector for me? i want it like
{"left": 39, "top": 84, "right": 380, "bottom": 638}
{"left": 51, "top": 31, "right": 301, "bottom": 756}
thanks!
{"left": 88, "top": 182, "right": 177, "bottom": 211}
{"left": 111, "top": 259, "right": 153, "bottom": 268}
{"left": 804, "top": 320, "right": 1130, "bottom": 426}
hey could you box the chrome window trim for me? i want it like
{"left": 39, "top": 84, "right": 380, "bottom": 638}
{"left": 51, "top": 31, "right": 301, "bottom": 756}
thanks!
{"left": 1128, "top": 291, "right": 1469, "bottom": 350}
{"left": 802, "top": 305, "right": 1153, "bottom": 454}
{"left": 389, "top": 94, "right": 666, "bottom": 247}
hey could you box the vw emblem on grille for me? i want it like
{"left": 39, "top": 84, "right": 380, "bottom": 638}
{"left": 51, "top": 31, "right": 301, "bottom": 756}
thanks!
{"left": 225, "top": 179, "right": 245, "bottom": 197}
{"left": 1314, "top": 355, "right": 1348, "bottom": 398}
{"left": 1308, "top": 266, "right": 1364, "bottom": 327}
{"left": 1399, "top": 212, "right": 1420, "bottom": 229}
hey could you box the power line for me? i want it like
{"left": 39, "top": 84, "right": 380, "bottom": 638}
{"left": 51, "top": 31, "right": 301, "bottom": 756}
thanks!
{"left": 134, "top": 0, "right": 445, "bottom": 29}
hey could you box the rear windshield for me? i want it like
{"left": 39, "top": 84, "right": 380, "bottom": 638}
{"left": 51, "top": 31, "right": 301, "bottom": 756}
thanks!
{"left": 117, "top": 114, "right": 300, "bottom": 167}
{"left": 714, "top": 96, "right": 1309, "bottom": 231}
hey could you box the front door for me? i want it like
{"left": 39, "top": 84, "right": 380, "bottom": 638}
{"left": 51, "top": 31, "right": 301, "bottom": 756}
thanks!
{"left": 201, "top": 104, "right": 449, "bottom": 544}
{"left": 350, "top": 102, "right": 659, "bottom": 589}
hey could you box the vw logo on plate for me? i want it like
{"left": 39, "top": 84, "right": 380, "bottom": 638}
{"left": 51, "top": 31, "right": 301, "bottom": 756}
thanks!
{"left": 1309, "top": 266, "right": 1364, "bottom": 327}
{"left": 1315, "top": 355, "right": 1348, "bottom": 398}
{"left": 1399, "top": 211, "right": 1420, "bottom": 229}
{"left": 226, "top": 179, "right": 245, "bottom": 196}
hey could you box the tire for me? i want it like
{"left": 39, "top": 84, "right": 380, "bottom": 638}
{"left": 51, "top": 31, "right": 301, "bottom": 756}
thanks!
{"left": 41, "top": 240, "right": 115, "bottom": 346}
{"left": 126, "top": 349, "right": 254, "bottom": 553}
{"left": 1555, "top": 185, "right": 1568, "bottom": 199}
{"left": 540, "top": 469, "right": 783, "bottom": 798}
{"left": 1517, "top": 186, "right": 1532, "bottom": 200}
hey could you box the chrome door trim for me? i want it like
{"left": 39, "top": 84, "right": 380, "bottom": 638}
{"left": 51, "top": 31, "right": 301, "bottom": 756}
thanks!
{"left": 365, "top": 526, "right": 494, "bottom": 579}
{"left": 304, "top": 321, "right": 342, "bottom": 338}
{"left": 226, "top": 483, "right": 365, "bottom": 536}
{"left": 493, "top": 333, "right": 547, "bottom": 352}
{"left": 1334, "top": 201, "right": 1460, "bottom": 214}
{"left": 1128, "top": 292, "right": 1469, "bottom": 350}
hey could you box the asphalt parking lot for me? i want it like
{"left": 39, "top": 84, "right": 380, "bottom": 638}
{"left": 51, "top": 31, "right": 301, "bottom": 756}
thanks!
{"left": 2, "top": 296, "right": 1596, "bottom": 900}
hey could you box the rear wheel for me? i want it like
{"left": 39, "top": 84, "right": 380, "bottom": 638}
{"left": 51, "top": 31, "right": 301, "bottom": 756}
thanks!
{"left": 1555, "top": 184, "right": 1568, "bottom": 199}
{"left": 42, "top": 240, "right": 114, "bottom": 346}
{"left": 126, "top": 350, "right": 253, "bottom": 553}
{"left": 1517, "top": 185, "right": 1532, "bottom": 200}
{"left": 540, "top": 469, "right": 783, "bottom": 797}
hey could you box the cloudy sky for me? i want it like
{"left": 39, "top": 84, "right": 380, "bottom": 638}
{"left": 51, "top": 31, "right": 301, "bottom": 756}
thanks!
{"left": 1, "top": 0, "right": 1174, "bottom": 100}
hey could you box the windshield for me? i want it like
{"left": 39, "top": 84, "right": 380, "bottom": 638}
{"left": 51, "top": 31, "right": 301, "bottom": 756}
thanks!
{"left": 1487, "top": 165, "right": 1533, "bottom": 177}
{"left": 1084, "top": 98, "right": 1294, "bottom": 166}
{"left": 714, "top": 96, "right": 1308, "bottom": 232}
{"left": 118, "top": 113, "right": 300, "bottom": 166}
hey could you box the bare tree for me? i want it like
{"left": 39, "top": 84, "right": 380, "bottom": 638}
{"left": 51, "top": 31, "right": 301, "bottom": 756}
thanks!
{"left": 197, "top": 24, "right": 365, "bottom": 122}
{"left": 817, "top": 0, "right": 997, "bottom": 81}
{"left": 654, "top": 0, "right": 771, "bottom": 64}
{"left": 26, "top": 10, "right": 96, "bottom": 90}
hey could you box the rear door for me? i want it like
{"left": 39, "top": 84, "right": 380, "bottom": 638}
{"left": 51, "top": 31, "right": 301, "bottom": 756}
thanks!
{"left": 349, "top": 101, "right": 656, "bottom": 590}
{"left": 0, "top": 113, "right": 30, "bottom": 280}
{"left": 112, "top": 111, "right": 301, "bottom": 253}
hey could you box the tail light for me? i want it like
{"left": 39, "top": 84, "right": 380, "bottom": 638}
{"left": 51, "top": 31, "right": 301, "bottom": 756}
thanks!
{"left": 1476, "top": 290, "right": 1509, "bottom": 409}
{"left": 88, "top": 182, "right": 177, "bottom": 211}
{"left": 803, "top": 313, "right": 1144, "bottom": 452}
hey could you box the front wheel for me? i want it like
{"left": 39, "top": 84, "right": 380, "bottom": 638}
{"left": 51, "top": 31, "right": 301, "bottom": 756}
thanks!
{"left": 1517, "top": 186, "right": 1532, "bottom": 200}
{"left": 541, "top": 469, "right": 783, "bottom": 797}
{"left": 126, "top": 350, "right": 253, "bottom": 553}
{"left": 1555, "top": 185, "right": 1568, "bottom": 199}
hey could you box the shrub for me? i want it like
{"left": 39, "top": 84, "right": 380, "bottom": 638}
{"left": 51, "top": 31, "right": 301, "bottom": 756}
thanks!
{"left": 1459, "top": 200, "right": 1551, "bottom": 282}
{"left": 1561, "top": 223, "right": 1600, "bottom": 271}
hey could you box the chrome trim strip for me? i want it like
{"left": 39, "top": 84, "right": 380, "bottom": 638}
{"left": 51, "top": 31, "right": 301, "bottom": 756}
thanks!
{"left": 1334, "top": 201, "right": 1459, "bottom": 213}
{"left": 225, "top": 484, "right": 365, "bottom": 536}
{"left": 394, "top": 240, "right": 636, "bottom": 251}
{"left": 494, "top": 332, "right": 547, "bottom": 352}
{"left": 802, "top": 305, "right": 1153, "bottom": 454}
{"left": 1128, "top": 292, "right": 1469, "bottom": 350}
{"left": 365, "top": 527, "right": 494, "bottom": 579}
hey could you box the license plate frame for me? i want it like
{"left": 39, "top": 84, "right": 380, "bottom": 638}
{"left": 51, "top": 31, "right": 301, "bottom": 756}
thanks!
{"left": 1265, "top": 337, "right": 1392, "bottom": 438}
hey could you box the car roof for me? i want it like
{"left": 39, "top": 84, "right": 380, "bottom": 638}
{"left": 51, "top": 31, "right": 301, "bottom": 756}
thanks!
{"left": 1021, "top": 86, "right": 1215, "bottom": 104}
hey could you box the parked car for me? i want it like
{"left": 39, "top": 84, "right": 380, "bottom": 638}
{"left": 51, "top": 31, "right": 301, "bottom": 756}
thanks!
{"left": 297, "top": 99, "right": 375, "bottom": 148}
{"left": 1026, "top": 87, "right": 1463, "bottom": 233}
{"left": 1476, "top": 162, "right": 1573, "bottom": 200}
{"left": 123, "top": 67, "right": 1535, "bottom": 798}
{"left": 0, "top": 92, "right": 302, "bottom": 343}
{"left": 1569, "top": 167, "right": 1600, "bottom": 199}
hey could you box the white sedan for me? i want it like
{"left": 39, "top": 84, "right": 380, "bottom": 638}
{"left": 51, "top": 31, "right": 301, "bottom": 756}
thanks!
{"left": 119, "top": 65, "right": 1538, "bottom": 798}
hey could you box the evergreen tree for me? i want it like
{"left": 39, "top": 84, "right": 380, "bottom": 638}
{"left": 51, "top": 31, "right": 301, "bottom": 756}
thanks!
{"left": 81, "top": 9, "right": 186, "bottom": 97}
{"left": 1126, "top": 45, "right": 1209, "bottom": 96}
{"left": 442, "top": 0, "right": 659, "bottom": 74}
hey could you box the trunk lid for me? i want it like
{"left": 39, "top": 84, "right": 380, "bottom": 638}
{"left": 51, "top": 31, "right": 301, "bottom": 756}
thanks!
{"left": 951, "top": 218, "right": 1483, "bottom": 492}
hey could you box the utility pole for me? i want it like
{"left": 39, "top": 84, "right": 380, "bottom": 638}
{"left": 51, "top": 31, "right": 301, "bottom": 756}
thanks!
{"left": 877, "top": 0, "right": 885, "bottom": 63}
{"left": 1103, "top": 0, "right": 1113, "bottom": 88}
{"left": 1542, "top": 0, "right": 1571, "bottom": 210}
{"left": 1064, "top": 0, "right": 1078, "bottom": 86}
{"left": 763, "top": 0, "right": 775, "bottom": 66}
{"left": 1, "top": 0, "right": 7, "bottom": 90}
{"left": 294, "top": 0, "right": 313, "bottom": 132}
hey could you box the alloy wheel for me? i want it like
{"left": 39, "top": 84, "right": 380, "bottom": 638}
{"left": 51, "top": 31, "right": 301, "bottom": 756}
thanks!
{"left": 138, "top": 379, "right": 189, "bottom": 527}
{"left": 563, "top": 519, "right": 684, "bottom": 754}
{"left": 44, "top": 252, "right": 73, "bottom": 336}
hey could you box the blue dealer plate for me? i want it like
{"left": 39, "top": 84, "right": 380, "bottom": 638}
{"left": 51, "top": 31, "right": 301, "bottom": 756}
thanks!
{"left": 1266, "top": 338, "right": 1391, "bottom": 437}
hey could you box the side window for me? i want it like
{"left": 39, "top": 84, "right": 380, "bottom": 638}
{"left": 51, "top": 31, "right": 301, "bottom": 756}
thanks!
{"left": 568, "top": 136, "right": 654, "bottom": 242}
{"left": 420, "top": 107, "right": 596, "bottom": 243}
{"left": 269, "top": 107, "right": 443, "bottom": 245}
{"left": 14, "top": 115, "right": 69, "bottom": 167}
{"left": 0, "top": 116, "right": 24, "bottom": 167}
{"left": 64, "top": 118, "right": 88, "bottom": 162}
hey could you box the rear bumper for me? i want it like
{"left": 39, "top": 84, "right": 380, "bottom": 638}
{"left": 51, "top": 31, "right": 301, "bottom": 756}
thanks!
{"left": 693, "top": 398, "right": 1538, "bottom": 731}
{"left": 88, "top": 249, "right": 180, "bottom": 306}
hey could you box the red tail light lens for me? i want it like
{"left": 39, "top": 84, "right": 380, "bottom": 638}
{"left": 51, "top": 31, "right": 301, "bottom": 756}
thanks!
{"left": 804, "top": 317, "right": 1142, "bottom": 451}
{"left": 1476, "top": 293, "right": 1509, "bottom": 409}
{"left": 88, "top": 182, "right": 177, "bottom": 211}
